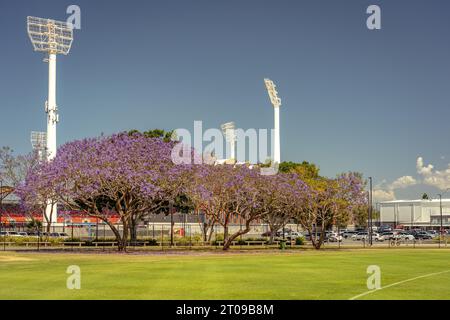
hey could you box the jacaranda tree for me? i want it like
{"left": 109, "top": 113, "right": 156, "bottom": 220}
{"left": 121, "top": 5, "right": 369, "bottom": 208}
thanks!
{"left": 186, "top": 164, "right": 267, "bottom": 250}
{"left": 293, "top": 172, "right": 366, "bottom": 249}
{"left": 260, "top": 173, "right": 309, "bottom": 244}
{"left": 19, "top": 132, "right": 183, "bottom": 251}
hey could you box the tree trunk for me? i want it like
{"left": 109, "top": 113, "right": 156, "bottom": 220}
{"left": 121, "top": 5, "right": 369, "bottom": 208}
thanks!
{"left": 207, "top": 222, "right": 215, "bottom": 242}
{"left": 44, "top": 207, "right": 52, "bottom": 234}
{"left": 46, "top": 221, "right": 51, "bottom": 234}
{"left": 121, "top": 220, "right": 129, "bottom": 251}
{"left": 129, "top": 216, "right": 138, "bottom": 243}
{"left": 313, "top": 222, "right": 326, "bottom": 250}
{"left": 105, "top": 219, "right": 127, "bottom": 252}
{"left": 268, "top": 223, "right": 278, "bottom": 245}
{"left": 202, "top": 222, "right": 208, "bottom": 242}
{"left": 223, "top": 225, "right": 229, "bottom": 244}
{"left": 269, "top": 231, "right": 275, "bottom": 245}
{"left": 223, "top": 220, "right": 252, "bottom": 251}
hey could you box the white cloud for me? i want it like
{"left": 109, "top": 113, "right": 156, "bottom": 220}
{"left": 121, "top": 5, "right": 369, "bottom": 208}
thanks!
{"left": 416, "top": 157, "right": 434, "bottom": 175}
{"left": 373, "top": 176, "right": 416, "bottom": 202}
{"left": 416, "top": 156, "right": 450, "bottom": 190}
{"left": 373, "top": 156, "right": 450, "bottom": 202}
{"left": 373, "top": 189, "right": 395, "bottom": 202}
{"left": 390, "top": 176, "right": 417, "bottom": 190}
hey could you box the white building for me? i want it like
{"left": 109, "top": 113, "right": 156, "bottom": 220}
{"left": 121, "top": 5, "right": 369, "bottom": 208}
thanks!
{"left": 379, "top": 199, "right": 450, "bottom": 228}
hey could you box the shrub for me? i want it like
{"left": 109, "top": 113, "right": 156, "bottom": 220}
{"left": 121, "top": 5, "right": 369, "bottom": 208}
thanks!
{"left": 295, "top": 237, "right": 305, "bottom": 245}
{"left": 0, "top": 236, "right": 64, "bottom": 245}
{"left": 147, "top": 239, "right": 158, "bottom": 246}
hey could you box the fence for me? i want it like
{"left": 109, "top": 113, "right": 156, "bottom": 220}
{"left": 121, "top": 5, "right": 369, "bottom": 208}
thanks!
{"left": 1, "top": 237, "right": 448, "bottom": 252}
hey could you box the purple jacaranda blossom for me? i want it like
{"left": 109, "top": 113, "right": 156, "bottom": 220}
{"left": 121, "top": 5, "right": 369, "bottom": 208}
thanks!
{"left": 17, "top": 132, "right": 191, "bottom": 251}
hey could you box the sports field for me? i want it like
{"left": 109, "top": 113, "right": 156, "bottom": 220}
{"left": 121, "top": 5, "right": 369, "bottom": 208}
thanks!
{"left": 0, "top": 249, "right": 449, "bottom": 300}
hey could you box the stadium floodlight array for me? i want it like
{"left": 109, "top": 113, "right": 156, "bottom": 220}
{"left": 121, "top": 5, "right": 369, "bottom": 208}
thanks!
{"left": 264, "top": 79, "right": 282, "bottom": 164}
{"left": 27, "top": 16, "right": 75, "bottom": 224}
{"left": 221, "top": 122, "right": 237, "bottom": 160}
{"left": 27, "top": 16, "right": 73, "bottom": 55}
{"left": 30, "top": 131, "right": 47, "bottom": 161}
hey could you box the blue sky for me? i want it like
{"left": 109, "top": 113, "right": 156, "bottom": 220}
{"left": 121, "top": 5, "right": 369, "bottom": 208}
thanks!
{"left": 1, "top": 0, "right": 450, "bottom": 201}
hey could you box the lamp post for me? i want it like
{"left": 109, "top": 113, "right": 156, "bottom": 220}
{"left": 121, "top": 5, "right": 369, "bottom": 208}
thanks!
{"left": 170, "top": 201, "right": 174, "bottom": 247}
{"left": 368, "top": 177, "right": 373, "bottom": 246}
{"left": 437, "top": 194, "right": 443, "bottom": 248}
{"left": 0, "top": 178, "right": 3, "bottom": 248}
{"left": 434, "top": 188, "right": 449, "bottom": 248}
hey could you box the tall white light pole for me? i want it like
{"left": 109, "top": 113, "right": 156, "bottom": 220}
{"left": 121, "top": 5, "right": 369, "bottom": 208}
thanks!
{"left": 47, "top": 53, "right": 58, "bottom": 161}
{"left": 27, "top": 16, "right": 74, "bottom": 224}
{"left": 264, "top": 79, "right": 282, "bottom": 164}
{"left": 221, "top": 122, "right": 236, "bottom": 160}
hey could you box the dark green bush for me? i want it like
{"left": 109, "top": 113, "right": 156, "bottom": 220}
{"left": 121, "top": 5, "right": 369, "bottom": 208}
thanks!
{"left": 295, "top": 237, "right": 305, "bottom": 245}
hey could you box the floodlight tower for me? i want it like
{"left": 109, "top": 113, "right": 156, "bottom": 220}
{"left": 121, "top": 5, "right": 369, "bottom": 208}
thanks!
{"left": 31, "top": 131, "right": 47, "bottom": 161}
{"left": 221, "top": 122, "right": 236, "bottom": 160}
{"left": 27, "top": 16, "right": 74, "bottom": 223}
{"left": 264, "top": 79, "right": 282, "bottom": 164}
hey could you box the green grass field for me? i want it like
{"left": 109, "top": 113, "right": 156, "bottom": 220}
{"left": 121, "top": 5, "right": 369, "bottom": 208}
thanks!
{"left": 0, "top": 249, "right": 449, "bottom": 300}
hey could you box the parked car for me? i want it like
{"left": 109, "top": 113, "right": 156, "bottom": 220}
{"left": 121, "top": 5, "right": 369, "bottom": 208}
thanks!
{"left": 372, "top": 233, "right": 384, "bottom": 242}
{"left": 378, "top": 225, "right": 393, "bottom": 233}
{"left": 327, "top": 232, "right": 343, "bottom": 242}
{"left": 352, "top": 232, "right": 368, "bottom": 241}
{"left": 286, "top": 231, "right": 302, "bottom": 240}
{"left": 352, "top": 232, "right": 382, "bottom": 241}
{"left": 275, "top": 229, "right": 292, "bottom": 237}
{"left": 427, "top": 230, "right": 439, "bottom": 238}
{"left": 396, "top": 231, "right": 415, "bottom": 241}
{"left": 27, "top": 231, "right": 50, "bottom": 238}
{"left": 304, "top": 232, "right": 326, "bottom": 241}
{"left": 342, "top": 230, "right": 358, "bottom": 239}
{"left": 380, "top": 232, "right": 397, "bottom": 241}
{"left": 49, "top": 232, "right": 69, "bottom": 239}
{"left": 0, "top": 231, "right": 21, "bottom": 237}
{"left": 18, "top": 232, "right": 28, "bottom": 237}
{"left": 412, "top": 231, "right": 433, "bottom": 240}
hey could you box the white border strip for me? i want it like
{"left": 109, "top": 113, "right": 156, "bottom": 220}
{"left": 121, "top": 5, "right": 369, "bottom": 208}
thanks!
{"left": 349, "top": 270, "right": 450, "bottom": 300}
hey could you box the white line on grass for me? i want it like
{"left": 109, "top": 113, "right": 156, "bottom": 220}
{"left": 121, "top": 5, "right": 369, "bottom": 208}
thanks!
{"left": 349, "top": 269, "right": 450, "bottom": 300}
